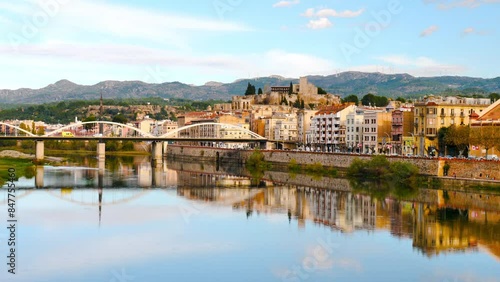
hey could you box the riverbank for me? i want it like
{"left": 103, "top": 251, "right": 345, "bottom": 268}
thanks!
{"left": 0, "top": 150, "right": 64, "bottom": 162}
{"left": 166, "top": 145, "right": 500, "bottom": 181}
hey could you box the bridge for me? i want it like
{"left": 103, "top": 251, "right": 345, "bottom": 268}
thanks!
{"left": 0, "top": 122, "right": 267, "bottom": 162}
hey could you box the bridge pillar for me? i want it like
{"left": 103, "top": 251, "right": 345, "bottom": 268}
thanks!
{"left": 35, "top": 166, "right": 44, "bottom": 188}
{"left": 98, "top": 158, "right": 105, "bottom": 174}
{"left": 151, "top": 141, "right": 163, "bottom": 163}
{"left": 35, "top": 140, "right": 44, "bottom": 162}
{"left": 162, "top": 141, "right": 168, "bottom": 155}
{"left": 97, "top": 142, "right": 106, "bottom": 160}
{"left": 259, "top": 141, "right": 268, "bottom": 150}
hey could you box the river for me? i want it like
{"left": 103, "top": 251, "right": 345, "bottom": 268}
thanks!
{"left": 1, "top": 156, "right": 499, "bottom": 282}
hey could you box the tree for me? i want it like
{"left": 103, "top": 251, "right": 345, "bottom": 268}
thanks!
{"left": 19, "top": 122, "right": 30, "bottom": 136}
{"left": 31, "top": 121, "right": 36, "bottom": 135}
{"left": 444, "top": 125, "right": 470, "bottom": 156}
{"left": 245, "top": 83, "right": 256, "bottom": 96}
{"left": 396, "top": 97, "right": 406, "bottom": 103}
{"left": 361, "top": 94, "right": 389, "bottom": 107}
{"left": 489, "top": 93, "right": 500, "bottom": 102}
{"left": 258, "top": 88, "right": 263, "bottom": 94}
{"left": 470, "top": 125, "right": 500, "bottom": 157}
{"left": 342, "top": 95, "right": 359, "bottom": 104}
{"left": 112, "top": 114, "right": 128, "bottom": 124}
{"left": 288, "top": 82, "right": 293, "bottom": 95}
{"left": 37, "top": 127, "right": 45, "bottom": 136}
{"left": 281, "top": 96, "right": 288, "bottom": 105}
{"left": 318, "top": 87, "right": 327, "bottom": 95}
{"left": 83, "top": 115, "right": 97, "bottom": 131}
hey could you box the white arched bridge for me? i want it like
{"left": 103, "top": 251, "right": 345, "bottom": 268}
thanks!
{"left": 0, "top": 121, "right": 267, "bottom": 161}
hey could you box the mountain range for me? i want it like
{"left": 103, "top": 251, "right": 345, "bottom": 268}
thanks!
{"left": 1, "top": 72, "right": 499, "bottom": 105}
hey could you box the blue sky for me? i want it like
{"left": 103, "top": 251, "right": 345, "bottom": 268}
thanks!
{"left": 0, "top": 0, "right": 499, "bottom": 89}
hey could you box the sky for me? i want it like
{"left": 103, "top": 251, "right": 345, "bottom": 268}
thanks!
{"left": 0, "top": 0, "right": 499, "bottom": 90}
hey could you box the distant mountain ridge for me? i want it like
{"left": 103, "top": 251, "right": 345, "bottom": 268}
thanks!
{"left": 1, "top": 72, "right": 499, "bottom": 105}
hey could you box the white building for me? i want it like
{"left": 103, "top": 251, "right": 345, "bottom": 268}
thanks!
{"left": 346, "top": 108, "right": 365, "bottom": 153}
{"left": 309, "top": 104, "right": 356, "bottom": 151}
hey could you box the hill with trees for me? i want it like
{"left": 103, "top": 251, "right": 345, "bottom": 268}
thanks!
{"left": 0, "top": 72, "right": 499, "bottom": 105}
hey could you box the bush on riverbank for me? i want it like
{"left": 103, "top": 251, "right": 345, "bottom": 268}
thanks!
{"left": 0, "top": 158, "right": 35, "bottom": 186}
{"left": 246, "top": 150, "right": 272, "bottom": 186}
{"left": 347, "top": 156, "right": 420, "bottom": 198}
{"left": 246, "top": 150, "right": 272, "bottom": 171}
{"left": 347, "top": 155, "right": 419, "bottom": 181}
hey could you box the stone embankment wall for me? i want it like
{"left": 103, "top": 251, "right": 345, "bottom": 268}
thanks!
{"left": 440, "top": 159, "right": 500, "bottom": 180}
{"left": 166, "top": 145, "right": 500, "bottom": 179}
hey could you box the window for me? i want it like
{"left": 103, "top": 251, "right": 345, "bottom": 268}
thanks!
{"left": 441, "top": 108, "right": 445, "bottom": 115}
{"left": 371, "top": 136, "right": 376, "bottom": 141}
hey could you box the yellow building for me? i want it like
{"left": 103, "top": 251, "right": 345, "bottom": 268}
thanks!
{"left": 413, "top": 95, "right": 491, "bottom": 155}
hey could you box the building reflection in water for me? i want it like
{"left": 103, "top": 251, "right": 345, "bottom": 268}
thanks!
{"left": 175, "top": 170, "right": 500, "bottom": 260}
{"left": 25, "top": 159, "right": 500, "bottom": 261}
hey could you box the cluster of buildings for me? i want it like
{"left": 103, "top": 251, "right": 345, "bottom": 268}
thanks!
{"left": 209, "top": 93, "right": 497, "bottom": 156}
{"left": 1, "top": 76, "right": 499, "bottom": 156}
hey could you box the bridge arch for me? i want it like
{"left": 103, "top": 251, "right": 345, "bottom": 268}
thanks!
{"left": 160, "top": 122, "right": 266, "bottom": 140}
{"left": 0, "top": 122, "right": 36, "bottom": 137}
{"left": 45, "top": 189, "right": 150, "bottom": 206}
{"left": 45, "top": 121, "right": 154, "bottom": 137}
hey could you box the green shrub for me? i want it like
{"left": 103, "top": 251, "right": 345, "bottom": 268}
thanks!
{"left": 288, "top": 159, "right": 301, "bottom": 173}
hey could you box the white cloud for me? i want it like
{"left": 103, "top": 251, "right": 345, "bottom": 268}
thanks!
{"left": 306, "top": 18, "right": 333, "bottom": 29}
{"left": 301, "top": 8, "right": 316, "bottom": 17}
{"left": 4, "top": 0, "right": 251, "bottom": 50}
{"left": 260, "top": 50, "right": 335, "bottom": 75}
{"left": 273, "top": 0, "right": 300, "bottom": 8}
{"left": 461, "top": 27, "right": 488, "bottom": 36}
{"left": 373, "top": 54, "right": 466, "bottom": 76}
{"left": 0, "top": 44, "right": 336, "bottom": 88}
{"left": 463, "top": 27, "right": 476, "bottom": 35}
{"left": 316, "top": 8, "right": 365, "bottom": 18}
{"left": 420, "top": 25, "right": 439, "bottom": 37}
{"left": 424, "top": 0, "right": 500, "bottom": 9}
{"left": 302, "top": 8, "right": 365, "bottom": 18}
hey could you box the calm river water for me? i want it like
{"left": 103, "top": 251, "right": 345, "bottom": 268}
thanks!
{"left": 1, "top": 156, "right": 499, "bottom": 282}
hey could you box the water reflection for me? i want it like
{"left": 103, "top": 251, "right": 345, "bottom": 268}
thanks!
{"left": 1, "top": 158, "right": 499, "bottom": 282}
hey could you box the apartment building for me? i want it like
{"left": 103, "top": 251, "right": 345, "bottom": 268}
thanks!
{"left": 346, "top": 108, "right": 364, "bottom": 153}
{"left": 391, "top": 108, "right": 414, "bottom": 155}
{"left": 362, "top": 110, "right": 392, "bottom": 154}
{"left": 308, "top": 104, "right": 355, "bottom": 151}
{"left": 413, "top": 95, "right": 491, "bottom": 155}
